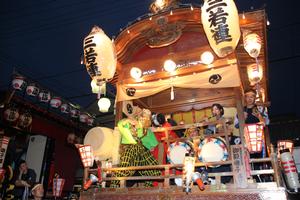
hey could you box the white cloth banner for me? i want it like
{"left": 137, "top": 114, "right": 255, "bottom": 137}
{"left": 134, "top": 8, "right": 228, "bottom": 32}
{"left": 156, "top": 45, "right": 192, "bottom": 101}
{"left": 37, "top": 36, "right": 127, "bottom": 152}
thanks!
{"left": 116, "top": 64, "right": 241, "bottom": 102}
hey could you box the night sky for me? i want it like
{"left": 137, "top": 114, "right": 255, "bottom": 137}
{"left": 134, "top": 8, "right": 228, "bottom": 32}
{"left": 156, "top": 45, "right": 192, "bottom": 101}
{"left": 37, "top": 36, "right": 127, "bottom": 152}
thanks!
{"left": 0, "top": 0, "right": 300, "bottom": 119}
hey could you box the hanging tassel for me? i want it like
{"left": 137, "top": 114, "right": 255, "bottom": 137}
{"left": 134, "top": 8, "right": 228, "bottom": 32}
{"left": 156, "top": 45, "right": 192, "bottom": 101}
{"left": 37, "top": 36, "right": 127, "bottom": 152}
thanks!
{"left": 171, "top": 86, "right": 174, "bottom": 101}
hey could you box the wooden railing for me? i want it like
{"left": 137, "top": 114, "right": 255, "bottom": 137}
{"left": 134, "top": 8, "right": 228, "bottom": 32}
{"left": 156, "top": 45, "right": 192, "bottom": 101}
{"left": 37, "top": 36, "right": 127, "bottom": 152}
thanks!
{"left": 85, "top": 119, "right": 281, "bottom": 189}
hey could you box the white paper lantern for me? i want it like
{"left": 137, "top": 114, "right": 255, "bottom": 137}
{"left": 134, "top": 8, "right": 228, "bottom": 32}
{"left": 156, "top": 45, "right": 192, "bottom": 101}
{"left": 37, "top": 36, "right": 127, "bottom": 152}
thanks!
{"left": 38, "top": 91, "right": 51, "bottom": 103}
{"left": 201, "top": 0, "right": 241, "bottom": 57}
{"left": 12, "top": 76, "right": 26, "bottom": 90}
{"left": 26, "top": 84, "right": 39, "bottom": 97}
{"left": 243, "top": 31, "right": 262, "bottom": 58}
{"left": 164, "top": 59, "right": 176, "bottom": 72}
{"left": 83, "top": 26, "right": 116, "bottom": 85}
{"left": 247, "top": 63, "right": 263, "bottom": 85}
{"left": 50, "top": 97, "right": 62, "bottom": 108}
{"left": 98, "top": 98, "right": 111, "bottom": 113}
{"left": 70, "top": 108, "right": 79, "bottom": 118}
{"left": 61, "top": 103, "right": 70, "bottom": 114}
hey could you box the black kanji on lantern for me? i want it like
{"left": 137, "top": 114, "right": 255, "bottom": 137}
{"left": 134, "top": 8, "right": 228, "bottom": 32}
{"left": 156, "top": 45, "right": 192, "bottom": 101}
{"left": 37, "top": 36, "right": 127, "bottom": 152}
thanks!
{"left": 206, "top": 0, "right": 232, "bottom": 45}
{"left": 84, "top": 36, "right": 101, "bottom": 77}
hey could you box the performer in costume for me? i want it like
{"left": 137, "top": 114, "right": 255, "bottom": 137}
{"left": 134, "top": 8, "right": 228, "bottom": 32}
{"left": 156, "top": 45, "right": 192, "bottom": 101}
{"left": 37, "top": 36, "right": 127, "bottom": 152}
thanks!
{"left": 110, "top": 109, "right": 161, "bottom": 188}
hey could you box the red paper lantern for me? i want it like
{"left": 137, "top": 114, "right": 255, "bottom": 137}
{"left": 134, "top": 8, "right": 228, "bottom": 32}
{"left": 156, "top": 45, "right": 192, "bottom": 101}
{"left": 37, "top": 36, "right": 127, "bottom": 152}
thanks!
{"left": 244, "top": 124, "right": 264, "bottom": 153}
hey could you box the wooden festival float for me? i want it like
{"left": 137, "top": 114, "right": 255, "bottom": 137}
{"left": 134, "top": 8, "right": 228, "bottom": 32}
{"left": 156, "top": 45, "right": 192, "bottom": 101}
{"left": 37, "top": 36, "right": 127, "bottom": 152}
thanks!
{"left": 80, "top": 1, "right": 288, "bottom": 199}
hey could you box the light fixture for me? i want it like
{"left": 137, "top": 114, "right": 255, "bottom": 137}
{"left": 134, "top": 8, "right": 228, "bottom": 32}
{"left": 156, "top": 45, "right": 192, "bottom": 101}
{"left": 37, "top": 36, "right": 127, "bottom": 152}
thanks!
{"left": 77, "top": 145, "right": 94, "bottom": 168}
{"left": 244, "top": 124, "right": 264, "bottom": 153}
{"left": 243, "top": 31, "right": 262, "bottom": 58}
{"left": 90, "top": 79, "right": 100, "bottom": 94}
{"left": 247, "top": 63, "right": 263, "bottom": 85}
{"left": 154, "top": 0, "right": 165, "bottom": 9}
{"left": 277, "top": 140, "right": 294, "bottom": 154}
{"left": 242, "top": 12, "right": 246, "bottom": 19}
{"left": 98, "top": 97, "right": 111, "bottom": 113}
{"left": 130, "top": 67, "right": 142, "bottom": 79}
{"left": 164, "top": 59, "right": 176, "bottom": 72}
{"left": 200, "top": 51, "right": 214, "bottom": 65}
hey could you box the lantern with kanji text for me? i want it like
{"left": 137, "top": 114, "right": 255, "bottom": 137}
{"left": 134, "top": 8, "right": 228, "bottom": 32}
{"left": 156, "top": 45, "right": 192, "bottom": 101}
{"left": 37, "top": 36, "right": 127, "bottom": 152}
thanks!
{"left": 201, "top": 0, "right": 240, "bottom": 58}
{"left": 77, "top": 145, "right": 94, "bottom": 168}
{"left": 83, "top": 26, "right": 116, "bottom": 92}
{"left": 244, "top": 124, "right": 264, "bottom": 153}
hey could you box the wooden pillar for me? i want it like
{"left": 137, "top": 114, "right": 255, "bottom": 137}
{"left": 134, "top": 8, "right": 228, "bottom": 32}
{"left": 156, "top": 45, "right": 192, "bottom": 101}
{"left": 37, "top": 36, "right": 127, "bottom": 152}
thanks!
{"left": 270, "top": 144, "right": 282, "bottom": 186}
{"left": 234, "top": 87, "right": 246, "bottom": 147}
{"left": 114, "top": 101, "right": 123, "bottom": 126}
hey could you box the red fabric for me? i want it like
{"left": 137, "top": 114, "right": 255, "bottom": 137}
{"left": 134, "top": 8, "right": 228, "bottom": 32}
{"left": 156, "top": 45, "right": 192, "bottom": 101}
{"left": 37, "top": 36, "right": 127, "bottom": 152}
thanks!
{"left": 152, "top": 122, "right": 178, "bottom": 164}
{"left": 152, "top": 122, "right": 182, "bottom": 183}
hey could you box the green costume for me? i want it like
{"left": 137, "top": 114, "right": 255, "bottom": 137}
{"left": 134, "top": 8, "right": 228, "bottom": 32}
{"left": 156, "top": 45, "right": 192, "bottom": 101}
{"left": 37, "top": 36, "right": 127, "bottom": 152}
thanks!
{"left": 110, "top": 119, "right": 160, "bottom": 187}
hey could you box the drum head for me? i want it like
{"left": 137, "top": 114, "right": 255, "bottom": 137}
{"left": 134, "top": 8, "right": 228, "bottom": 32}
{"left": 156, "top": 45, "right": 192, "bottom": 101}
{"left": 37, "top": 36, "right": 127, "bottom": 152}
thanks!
{"left": 84, "top": 127, "right": 114, "bottom": 159}
{"left": 198, "top": 137, "right": 228, "bottom": 166}
{"left": 167, "top": 142, "right": 191, "bottom": 164}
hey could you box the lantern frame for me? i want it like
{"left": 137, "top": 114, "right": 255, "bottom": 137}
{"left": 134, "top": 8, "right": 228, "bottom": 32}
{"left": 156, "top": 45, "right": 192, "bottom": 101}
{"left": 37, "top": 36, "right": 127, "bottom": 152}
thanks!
{"left": 244, "top": 123, "right": 264, "bottom": 153}
{"left": 77, "top": 145, "right": 94, "bottom": 168}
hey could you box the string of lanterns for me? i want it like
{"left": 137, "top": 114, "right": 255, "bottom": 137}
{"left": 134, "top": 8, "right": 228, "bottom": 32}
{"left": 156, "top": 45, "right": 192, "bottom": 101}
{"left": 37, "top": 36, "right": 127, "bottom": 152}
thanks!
{"left": 9, "top": 73, "right": 95, "bottom": 126}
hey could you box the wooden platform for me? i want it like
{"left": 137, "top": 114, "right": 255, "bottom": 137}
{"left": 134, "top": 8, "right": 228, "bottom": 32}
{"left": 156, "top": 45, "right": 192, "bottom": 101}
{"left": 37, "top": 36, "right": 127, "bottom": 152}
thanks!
{"left": 80, "top": 182, "right": 287, "bottom": 200}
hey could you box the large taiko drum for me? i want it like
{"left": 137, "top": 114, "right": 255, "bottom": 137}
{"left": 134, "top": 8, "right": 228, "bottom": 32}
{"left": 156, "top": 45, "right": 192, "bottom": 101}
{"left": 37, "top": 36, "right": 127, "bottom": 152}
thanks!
{"left": 167, "top": 142, "right": 191, "bottom": 164}
{"left": 198, "top": 137, "right": 228, "bottom": 167}
{"left": 84, "top": 127, "right": 120, "bottom": 164}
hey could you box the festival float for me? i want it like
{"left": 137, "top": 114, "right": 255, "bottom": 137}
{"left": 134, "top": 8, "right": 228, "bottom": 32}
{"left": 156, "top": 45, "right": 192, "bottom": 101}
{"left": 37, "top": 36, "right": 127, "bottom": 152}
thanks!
{"left": 79, "top": 0, "right": 297, "bottom": 199}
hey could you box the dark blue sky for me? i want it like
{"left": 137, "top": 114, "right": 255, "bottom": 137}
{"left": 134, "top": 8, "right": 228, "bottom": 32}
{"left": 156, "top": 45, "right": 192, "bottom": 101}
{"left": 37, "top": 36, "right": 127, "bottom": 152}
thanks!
{"left": 0, "top": 0, "right": 299, "bottom": 118}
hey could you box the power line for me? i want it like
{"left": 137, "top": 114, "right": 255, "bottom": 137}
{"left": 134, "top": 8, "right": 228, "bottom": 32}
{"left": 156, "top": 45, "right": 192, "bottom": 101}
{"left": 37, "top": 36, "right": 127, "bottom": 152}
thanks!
{"left": 0, "top": 1, "right": 148, "bottom": 38}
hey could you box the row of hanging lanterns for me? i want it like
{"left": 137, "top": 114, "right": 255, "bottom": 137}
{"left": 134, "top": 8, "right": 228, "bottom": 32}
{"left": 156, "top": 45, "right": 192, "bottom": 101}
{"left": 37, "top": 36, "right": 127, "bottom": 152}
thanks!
{"left": 3, "top": 106, "right": 33, "bottom": 128}
{"left": 83, "top": 26, "right": 116, "bottom": 113}
{"left": 11, "top": 75, "right": 95, "bottom": 126}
